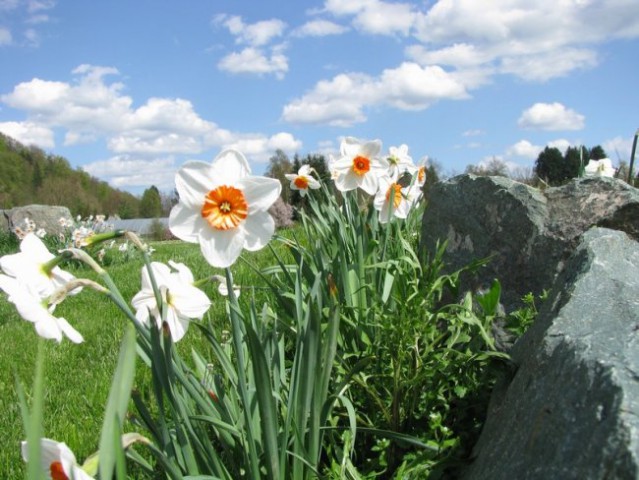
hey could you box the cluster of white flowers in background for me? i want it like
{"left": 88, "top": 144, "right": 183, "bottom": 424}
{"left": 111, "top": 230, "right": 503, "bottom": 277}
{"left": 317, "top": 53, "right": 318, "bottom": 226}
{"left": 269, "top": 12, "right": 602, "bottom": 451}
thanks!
{"left": 584, "top": 158, "right": 615, "bottom": 177}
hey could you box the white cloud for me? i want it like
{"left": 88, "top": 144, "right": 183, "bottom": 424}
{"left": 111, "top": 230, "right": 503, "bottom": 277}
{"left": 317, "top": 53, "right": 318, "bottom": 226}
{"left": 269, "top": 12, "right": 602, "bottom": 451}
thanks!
{"left": 0, "top": 65, "right": 303, "bottom": 165}
{"left": 518, "top": 102, "right": 585, "bottom": 131}
{"left": 0, "top": 120, "right": 54, "bottom": 148}
{"left": 224, "top": 132, "right": 302, "bottom": 163}
{"left": 217, "top": 46, "right": 288, "bottom": 78}
{"left": 0, "top": 27, "right": 12, "bottom": 45}
{"left": 408, "top": 0, "right": 639, "bottom": 82}
{"left": 291, "top": 19, "right": 347, "bottom": 37}
{"left": 282, "top": 62, "right": 468, "bottom": 126}
{"left": 82, "top": 155, "right": 177, "bottom": 190}
{"left": 506, "top": 139, "right": 542, "bottom": 159}
{"left": 547, "top": 138, "right": 572, "bottom": 153}
{"left": 462, "top": 129, "right": 484, "bottom": 137}
{"left": 214, "top": 14, "right": 286, "bottom": 46}
{"left": 603, "top": 135, "right": 636, "bottom": 161}
{"left": 324, "top": 0, "right": 416, "bottom": 36}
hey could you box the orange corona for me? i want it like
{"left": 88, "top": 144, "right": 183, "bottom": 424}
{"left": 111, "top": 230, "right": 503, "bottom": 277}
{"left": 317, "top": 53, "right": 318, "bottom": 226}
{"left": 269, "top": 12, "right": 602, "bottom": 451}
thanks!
{"left": 385, "top": 183, "right": 402, "bottom": 209}
{"left": 201, "top": 185, "right": 248, "bottom": 230}
{"left": 352, "top": 156, "right": 370, "bottom": 176}
{"left": 294, "top": 176, "right": 309, "bottom": 189}
{"left": 50, "top": 461, "right": 69, "bottom": 480}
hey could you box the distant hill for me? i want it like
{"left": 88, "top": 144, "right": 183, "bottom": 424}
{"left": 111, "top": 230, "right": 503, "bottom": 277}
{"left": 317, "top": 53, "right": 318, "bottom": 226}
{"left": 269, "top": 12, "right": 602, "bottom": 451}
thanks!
{"left": 0, "top": 133, "right": 141, "bottom": 218}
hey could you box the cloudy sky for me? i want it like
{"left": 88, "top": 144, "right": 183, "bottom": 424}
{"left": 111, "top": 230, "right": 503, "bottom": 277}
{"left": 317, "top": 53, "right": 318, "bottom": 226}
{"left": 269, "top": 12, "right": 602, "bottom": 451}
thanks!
{"left": 0, "top": 0, "right": 637, "bottom": 193}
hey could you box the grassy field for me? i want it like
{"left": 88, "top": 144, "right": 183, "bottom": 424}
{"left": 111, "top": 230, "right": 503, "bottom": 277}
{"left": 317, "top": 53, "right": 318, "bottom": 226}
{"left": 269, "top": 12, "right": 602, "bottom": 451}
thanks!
{"left": 0, "top": 235, "right": 294, "bottom": 478}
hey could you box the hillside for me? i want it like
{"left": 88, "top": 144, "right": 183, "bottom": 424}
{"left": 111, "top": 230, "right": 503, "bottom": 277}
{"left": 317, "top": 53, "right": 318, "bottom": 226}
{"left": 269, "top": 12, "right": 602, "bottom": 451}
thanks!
{"left": 0, "top": 133, "right": 141, "bottom": 218}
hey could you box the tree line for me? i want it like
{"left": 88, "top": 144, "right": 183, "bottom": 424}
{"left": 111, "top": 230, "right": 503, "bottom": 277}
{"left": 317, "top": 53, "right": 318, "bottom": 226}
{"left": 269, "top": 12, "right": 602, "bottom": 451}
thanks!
{"left": 0, "top": 133, "right": 176, "bottom": 218}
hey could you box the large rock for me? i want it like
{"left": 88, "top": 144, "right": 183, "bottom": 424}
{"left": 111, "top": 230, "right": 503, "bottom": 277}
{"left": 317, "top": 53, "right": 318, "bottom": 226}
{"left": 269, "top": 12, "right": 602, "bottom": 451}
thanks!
{"left": 2, "top": 204, "right": 73, "bottom": 237}
{"left": 461, "top": 228, "right": 639, "bottom": 479}
{"left": 420, "top": 175, "right": 639, "bottom": 310}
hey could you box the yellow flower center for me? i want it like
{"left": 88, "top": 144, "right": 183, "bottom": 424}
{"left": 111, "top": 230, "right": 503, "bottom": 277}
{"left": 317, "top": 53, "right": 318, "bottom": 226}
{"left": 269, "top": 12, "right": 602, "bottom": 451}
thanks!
{"left": 388, "top": 155, "right": 399, "bottom": 165}
{"left": 385, "top": 183, "right": 402, "bottom": 209}
{"left": 201, "top": 185, "right": 248, "bottom": 231}
{"left": 294, "top": 176, "right": 309, "bottom": 189}
{"left": 50, "top": 461, "right": 69, "bottom": 480}
{"left": 418, "top": 166, "right": 426, "bottom": 184}
{"left": 352, "top": 156, "right": 370, "bottom": 176}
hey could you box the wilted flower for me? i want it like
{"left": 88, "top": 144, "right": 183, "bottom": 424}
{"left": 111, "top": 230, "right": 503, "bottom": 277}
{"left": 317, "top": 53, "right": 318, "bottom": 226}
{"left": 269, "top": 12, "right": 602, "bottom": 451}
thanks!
{"left": 284, "top": 164, "right": 321, "bottom": 197}
{"left": 0, "top": 233, "right": 79, "bottom": 299}
{"left": 132, "top": 261, "right": 211, "bottom": 342}
{"left": 22, "top": 437, "right": 94, "bottom": 480}
{"left": 374, "top": 176, "right": 421, "bottom": 223}
{"left": 585, "top": 158, "right": 615, "bottom": 177}
{"left": 332, "top": 137, "right": 388, "bottom": 195}
{"left": 0, "top": 275, "right": 83, "bottom": 343}
{"left": 169, "top": 149, "right": 281, "bottom": 268}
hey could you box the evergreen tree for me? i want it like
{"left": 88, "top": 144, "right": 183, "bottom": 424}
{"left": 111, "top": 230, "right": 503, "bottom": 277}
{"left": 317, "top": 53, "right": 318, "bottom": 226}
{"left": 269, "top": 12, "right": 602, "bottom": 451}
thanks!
{"left": 140, "top": 185, "right": 163, "bottom": 218}
{"left": 589, "top": 145, "right": 608, "bottom": 160}
{"left": 534, "top": 147, "right": 568, "bottom": 185}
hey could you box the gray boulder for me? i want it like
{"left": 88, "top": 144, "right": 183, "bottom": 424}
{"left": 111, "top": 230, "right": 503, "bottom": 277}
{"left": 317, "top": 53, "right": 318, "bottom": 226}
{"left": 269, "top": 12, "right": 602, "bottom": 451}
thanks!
{"left": 461, "top": 228, "right": 639, "bottom": 479}
{"left": 420, "top": 175, "right": 639, "bottom": 310}
{"left": 2, "top": 204, "right": 73, "bottom": 237}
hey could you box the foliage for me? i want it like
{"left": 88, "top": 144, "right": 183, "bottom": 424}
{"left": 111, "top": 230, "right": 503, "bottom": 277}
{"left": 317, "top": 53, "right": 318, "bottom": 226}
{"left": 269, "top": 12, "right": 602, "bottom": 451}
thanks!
{"left": 263, "top": 186, "right": 508, "bottom": 477}
{"left": 534, "top": 144, "right": 610, "bottom": 186}
{"left": 139, "top": 186, "right": 162, "bottom": 218}
{"left": 0, "top": 132, "right": 141, "bottom": 218}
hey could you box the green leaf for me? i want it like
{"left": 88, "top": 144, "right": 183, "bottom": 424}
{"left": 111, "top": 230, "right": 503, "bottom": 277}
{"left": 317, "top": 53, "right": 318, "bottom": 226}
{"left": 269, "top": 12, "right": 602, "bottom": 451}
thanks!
{"left": 98, "top": 322, "right": 137, "bottom": 480}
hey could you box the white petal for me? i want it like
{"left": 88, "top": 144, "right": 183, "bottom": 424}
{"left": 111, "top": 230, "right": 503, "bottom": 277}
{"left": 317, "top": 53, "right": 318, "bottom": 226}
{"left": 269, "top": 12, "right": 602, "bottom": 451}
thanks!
{"left": 21, "top": 233, "right": 54, "bottom": 263}
{"left": 168, "top": 261, "right": 194, "bottom": 284}
{"left": 56, "top": 317, "right": 84, "bottom": 344}
{"left": 174, "top": 161, "right": 214, "bottom": 210}
{"left": 359, "top": 172, "right": 379, "bottom": 195}
{"left": 172, "top": 285, "right": 210, "bottom": 319}
{"left": 169, "top": 203, "right": 207, "bottom": 243}
{"left": 307, "top": 177, "right": 321, "bottom": 189}
{"left": 239, "top": 176, "right": 282, "bottom": 213}
{"left": 335, "top": 170, "right": 359, "bottom": 192}
{"left": 210, "top": 149, "right": 251, "bottom": 184}
{"left": 242, "top": 212, "right": 275, "bottom": 252}
{"left": 341, "top": 137, "right": 363, "bottom": 157}
{"left": 284, "top": 174, "right": 297, "bottom": 181}
{"left": 33, "top": 314, "right": 63, "bottom": 342}
{"left": 164, "top": 308, "right": 189, "bottom": 342}
{"left": 299, "top": 164, "right": 312, "bottom": 176}
{"left": 199, "top": 227, "right": 245, "bottom": 268}
{"left": 359, "top": 139, "right": 382, "bottom": 158}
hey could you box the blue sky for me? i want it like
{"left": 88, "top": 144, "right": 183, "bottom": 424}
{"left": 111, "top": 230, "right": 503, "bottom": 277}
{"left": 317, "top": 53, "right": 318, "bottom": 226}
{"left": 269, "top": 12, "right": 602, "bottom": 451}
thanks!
{"left": 0, "top": 0, "right": 638, "bottom": 194}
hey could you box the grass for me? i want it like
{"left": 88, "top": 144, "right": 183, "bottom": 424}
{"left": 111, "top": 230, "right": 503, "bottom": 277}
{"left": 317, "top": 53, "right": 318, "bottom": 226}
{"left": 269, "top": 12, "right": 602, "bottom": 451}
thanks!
{"left": 0, "top": 232, "right": 296, "bottom": 478}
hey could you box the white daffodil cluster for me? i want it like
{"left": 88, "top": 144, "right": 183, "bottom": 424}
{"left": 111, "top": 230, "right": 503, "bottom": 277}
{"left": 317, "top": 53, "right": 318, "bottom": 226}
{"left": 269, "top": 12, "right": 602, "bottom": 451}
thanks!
{"left": 328, "top": 137, "right": 426, "bottom": 223}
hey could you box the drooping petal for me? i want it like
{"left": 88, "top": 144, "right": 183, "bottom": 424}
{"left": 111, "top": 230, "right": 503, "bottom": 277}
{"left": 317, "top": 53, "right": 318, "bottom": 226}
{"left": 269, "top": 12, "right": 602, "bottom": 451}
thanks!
{"left": 56, "top": 317, "right": 84, "bottom": 344}
{"left": 199, "top": 227, "right": 245, "bottom": 269}
{"left": 239, "top": 176, "right": 282, "bottom": 214}
{"left": 242, "top": 212, "right": 275, "bottom": 252}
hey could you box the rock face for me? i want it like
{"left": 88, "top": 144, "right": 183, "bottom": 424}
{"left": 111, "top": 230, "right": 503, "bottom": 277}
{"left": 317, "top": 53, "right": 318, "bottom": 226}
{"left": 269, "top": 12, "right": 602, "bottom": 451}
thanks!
{"left": 2, "top": 204, "right": 73, "bottom": 236}
{"left": 420, "top": 175, "right": 639, "bottom": 310}
{"left": 461, "top": 228, "right": 639, "bottom": 479}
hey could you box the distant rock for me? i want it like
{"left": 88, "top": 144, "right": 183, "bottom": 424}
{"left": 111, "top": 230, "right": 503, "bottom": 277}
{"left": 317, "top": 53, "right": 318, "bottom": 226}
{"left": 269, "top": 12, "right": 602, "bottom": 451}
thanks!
{"left": 420, "top": 175, "right": 639, "bottom": 310}
{"left": 461, "top": 228, "right": 639, "bottom": 479}
{"left": 2, "top": 204, "right": 73, "bottom": 237}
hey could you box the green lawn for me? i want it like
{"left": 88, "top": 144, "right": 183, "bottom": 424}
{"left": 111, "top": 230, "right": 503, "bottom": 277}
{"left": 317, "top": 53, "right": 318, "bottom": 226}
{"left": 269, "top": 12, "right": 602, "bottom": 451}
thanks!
{"left": 0, "top": 236, "right": 294, "bottom": 478}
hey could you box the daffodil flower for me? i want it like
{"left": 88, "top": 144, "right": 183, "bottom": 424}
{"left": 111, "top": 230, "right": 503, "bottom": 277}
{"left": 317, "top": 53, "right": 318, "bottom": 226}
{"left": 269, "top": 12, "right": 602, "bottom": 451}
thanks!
{"left": 585, "top": 158, "right": 615, "bottom": 177}
{"left": 284, "top": 164, "right": 321, "bottom": 197}
{"left": 22, "top": 437, "right": 94, "bottom": 480}
{"left": 209, "top": 274, "right": 241, "bottom": 298}
{"left": 374, "top": 176, "right": 421, "bottom": 223}
{"left": 0, "top": 233, "right": 79, "bottom": 299}
{"left": 387, "top": 144, "right": 417, "bottom": 182}
{"left": 332, "top": 137, "right": 389, "bottom": 195}
{"left": 132, "top": 261, "right": 211, "bottom": 342}
{"left": 169, "top": 149, "right": 281, "bottom": 268}
{"left": 0, "top": 275, "right": 83, "bottom": 343}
